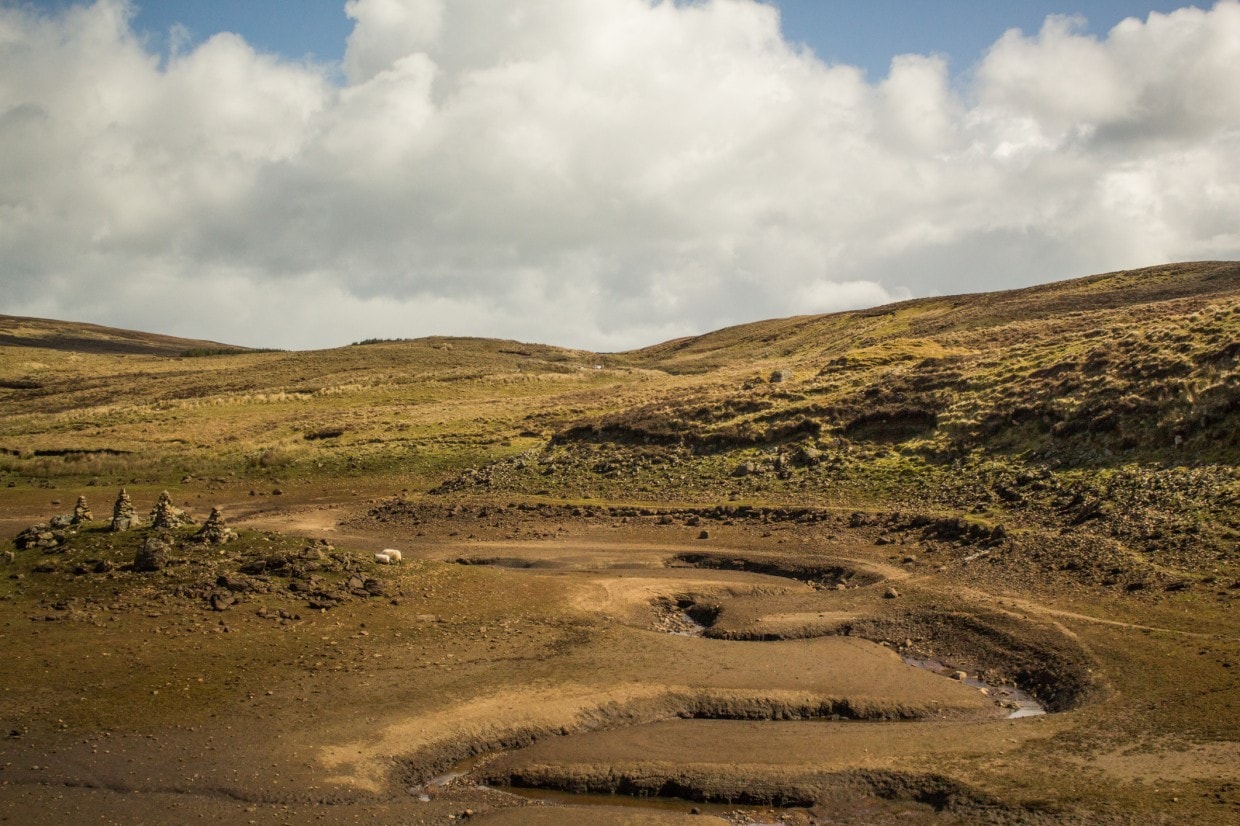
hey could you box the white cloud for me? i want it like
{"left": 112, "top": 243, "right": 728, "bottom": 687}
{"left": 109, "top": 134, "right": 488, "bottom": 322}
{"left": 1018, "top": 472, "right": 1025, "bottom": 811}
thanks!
{"left": 1, "top": 0, "right": 1238, "bottom": 351}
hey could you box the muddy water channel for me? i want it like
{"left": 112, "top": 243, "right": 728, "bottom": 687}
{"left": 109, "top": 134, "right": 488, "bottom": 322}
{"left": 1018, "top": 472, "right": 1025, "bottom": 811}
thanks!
{"left": 425, "top": 545, "right": 1076, "bottom": 815}
{"left": 901, "top": 658, "right": 1046, "bottom": 719}
{"left": 654, "top": 594, "right": 1047, "bottom": 719}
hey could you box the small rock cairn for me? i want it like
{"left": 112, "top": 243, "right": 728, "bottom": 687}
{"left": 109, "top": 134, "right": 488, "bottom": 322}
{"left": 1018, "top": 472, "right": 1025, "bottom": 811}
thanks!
{"left": 110, "top": 488, "right": 139, "bottom": 532}
{"left": 150, "top": 490, "right": 194, "bottom": 530}
{"left": 194, "top": 507, "right": 237, "bottom": 544}
{"left": 71, "top": 495, "right": 93, "bottom": 524}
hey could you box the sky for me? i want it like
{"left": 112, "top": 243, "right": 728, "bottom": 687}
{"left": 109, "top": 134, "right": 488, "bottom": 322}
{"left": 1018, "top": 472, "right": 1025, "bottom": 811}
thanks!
{"left": 2, "top": 1, "right": 1238, "bottom": 351}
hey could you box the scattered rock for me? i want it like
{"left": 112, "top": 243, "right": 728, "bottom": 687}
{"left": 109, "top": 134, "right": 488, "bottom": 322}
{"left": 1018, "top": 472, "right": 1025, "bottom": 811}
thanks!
{"left": 698, "top": 530, "right": 711, "bottom": 540}
{"left": 210, "top": 591, "right": 236, "bottom": 611}
{"left": 883, "top": 587, "right": 900, "bottom": 599}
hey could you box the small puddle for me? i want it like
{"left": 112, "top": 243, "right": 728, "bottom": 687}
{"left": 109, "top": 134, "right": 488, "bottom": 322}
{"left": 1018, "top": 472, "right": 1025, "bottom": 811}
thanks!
{"left": 651, "top": 597, "right": 715, "bottom": 636}
{"left": 409, "top": 756, "right": 484, "bottom": 802}
{"left": 903, "top": 657, "right": 1046, "bottom": 719}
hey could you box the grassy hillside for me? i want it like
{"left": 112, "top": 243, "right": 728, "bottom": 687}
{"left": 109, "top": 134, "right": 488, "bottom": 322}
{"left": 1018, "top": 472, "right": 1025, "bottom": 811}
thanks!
{"left": 2, "top": 262, "right": 1237, "bottom": 589}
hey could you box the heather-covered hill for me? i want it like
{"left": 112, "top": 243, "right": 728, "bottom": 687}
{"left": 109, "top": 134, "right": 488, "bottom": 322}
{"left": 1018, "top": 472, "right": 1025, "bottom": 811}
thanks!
{"left": 0, "top": 314, "right": 242, "bottom": 357}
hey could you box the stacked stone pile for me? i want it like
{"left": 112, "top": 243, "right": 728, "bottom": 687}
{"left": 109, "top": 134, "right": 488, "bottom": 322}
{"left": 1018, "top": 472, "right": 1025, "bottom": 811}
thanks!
{"left": 150, "top": 490, "right": 194, "bottom": 530}
{"left": 13, "top": 524, "right": 66, "bottom": 551}
{"left": 110, "top": 488, "right": 139, "bottom": 532}
{"left": 194, "top": 507, "right": 237, "bottom": 544}
{"left": 71, "top": 496, "right": 93, "bottom": 524}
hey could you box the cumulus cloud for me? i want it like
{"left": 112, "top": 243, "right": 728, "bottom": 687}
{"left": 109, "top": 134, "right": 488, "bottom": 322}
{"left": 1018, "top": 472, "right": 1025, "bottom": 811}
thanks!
{"left": 1, "top": 0, "right": 1238, "bottom": 350}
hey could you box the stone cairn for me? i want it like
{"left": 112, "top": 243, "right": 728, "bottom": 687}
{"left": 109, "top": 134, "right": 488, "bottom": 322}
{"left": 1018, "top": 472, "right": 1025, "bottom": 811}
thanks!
{"left": 13, "top": 496, "right": 89, "bottom": 550}
{"left": 194, "top": 507, "right": 237, "bottom": 544}
{"left": 13, "top": 524, "right": 64, "bottom": 551}
{"left": 71, "top": 495, "right": 93, "bottom": 524}
{"left": 110, "top": 488, "right": 139, "bottom": 532}
{"left": 150, "top": 490, "right": 194, "bottom": 530}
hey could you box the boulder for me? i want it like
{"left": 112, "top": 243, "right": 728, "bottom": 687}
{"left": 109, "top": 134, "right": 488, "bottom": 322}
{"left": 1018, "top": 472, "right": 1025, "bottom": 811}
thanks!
{"left": 731, "top": 462, "right": 757, "bottom": 478}
{"left": 134, "top": 534, "right": 172, "bottom": 572}
{"left": 795, "top": 446, "right": 823, "bottom": 466}
{"left": 210, "top": 591, "right": 236, "bottom": 611}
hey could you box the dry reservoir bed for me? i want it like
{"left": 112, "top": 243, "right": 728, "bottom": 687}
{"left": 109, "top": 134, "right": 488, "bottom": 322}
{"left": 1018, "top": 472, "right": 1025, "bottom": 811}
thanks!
{"left": 1, "top": 509, "right": 1236, "bottom": 825}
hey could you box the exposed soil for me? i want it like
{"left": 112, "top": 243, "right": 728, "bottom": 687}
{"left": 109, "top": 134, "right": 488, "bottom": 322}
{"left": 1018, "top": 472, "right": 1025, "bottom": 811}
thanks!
{"left": 2, "top": 487, "right": 1235, "bottom": 824}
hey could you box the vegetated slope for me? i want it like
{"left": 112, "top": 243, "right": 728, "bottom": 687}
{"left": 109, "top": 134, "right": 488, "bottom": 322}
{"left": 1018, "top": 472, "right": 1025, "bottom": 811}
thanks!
{"left": 0, "top": 328, "right": 635, "bottom": 486}
{"left": 432, "top": 262, "right": 1239, "bottom": 592}
{"left": 2, "top": 263, "right": 1237, "bottom": 593}
{"left": 630, "top": 261, "right": 1240, "bottom": 374}
{"left": 0, "top": 314, "right": 244, "bottom": 357}
{"left": 557, "top": 261, "right": 1240, "bottom": 462}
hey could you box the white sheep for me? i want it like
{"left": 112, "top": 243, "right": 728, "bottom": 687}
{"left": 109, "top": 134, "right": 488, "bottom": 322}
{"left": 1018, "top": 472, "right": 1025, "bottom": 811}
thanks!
{"left": 374, "top": 552, "right": 392, "bottom": 564}
{"left": 382, "top": 548, "right": 403, "bottom": 563}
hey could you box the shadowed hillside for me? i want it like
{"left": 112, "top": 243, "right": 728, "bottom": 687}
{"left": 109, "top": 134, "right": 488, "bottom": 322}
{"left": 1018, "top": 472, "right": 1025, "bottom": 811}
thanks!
{"left": 0, "top": 314, "right": 248, "bottom": 357}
